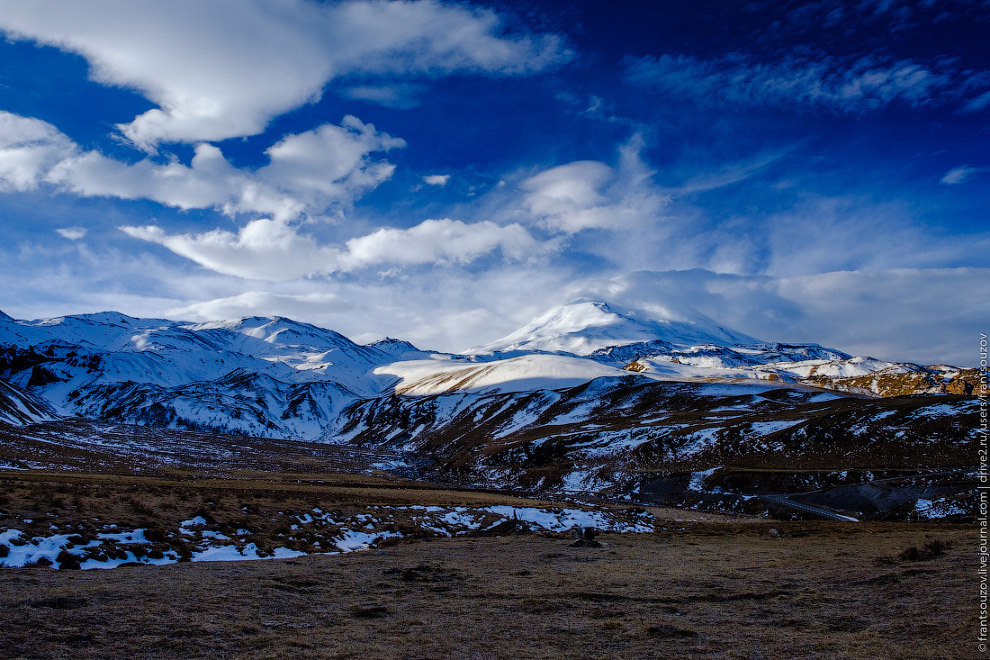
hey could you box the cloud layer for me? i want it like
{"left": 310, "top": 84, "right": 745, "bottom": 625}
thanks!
{"left": 121, "top": 217, "right": 543, "bottom": 281}
{"left": 0, "top": 0, "right": 570, "bottom": 148}
{"left": 625, "top": 53, "right": 987, "bottom": 113}
{"left": 0, "top": 110, "right": 403, "bottom": 221}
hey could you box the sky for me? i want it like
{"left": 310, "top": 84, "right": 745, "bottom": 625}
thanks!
{"left": 0, "top": 0, "right": 987, "bottom": 365}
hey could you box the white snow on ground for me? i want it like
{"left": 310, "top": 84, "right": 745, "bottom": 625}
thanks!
{"left": 331, "top": 529, "right": 403, "bottom": 552}
{"left": 747, "top": 420, "right": 803, "bottom": 435}
{"left": 0, "top": 530, "right": 75, "bottom": 568}
{"left": 371, "top": 459, "right": 410, "bottom": 471}
{"left": 547, "top": 401, "right": 602, "bottom": 426}
{"left": 494, "top": 392, "right": 561, "bottom": 438}
{"left": 0, "top": 528, "right": 180, "bottom": 569}
{"left": 688, "top": 467, "right": 720, "bottom": 492}
{"left": 775, "top": 356, "right": 898, "bottom": 379}
{"left": 97, "top": 529, "right": 149, "bottom": 544}
{"left": 560, "top": 469, "right": 597, "bottom": 493}
{"left": 914, "top": 498, "right": 967, "bottom": 519}
{"left": 909, "top": 402, "right": 974, "bottom": 419}
{"left": 676, "top": 427, "right": 722, "bottom": 457}
{"left": 564, "top": 429, "right": 659, "bottom": 459}
{"left": 192, "top": 543, "right": 305, "bottom": 562}
{"left": 1, "top": 504, "right": 658, "bottom": 570}
{"left": 478, "top": 506, "right": 654, "bottom": 533}
{"left": 378, "top": 354, "right": 630, "bottom": 395}
{"left": 81, "top": 551, "right": 180, "bottom": 570}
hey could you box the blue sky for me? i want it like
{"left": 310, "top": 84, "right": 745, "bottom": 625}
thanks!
{"left": 0, "top": 0, "right": 987, "bottom": 364}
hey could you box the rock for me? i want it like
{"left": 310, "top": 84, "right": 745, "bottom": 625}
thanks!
{"left": 569, "top": 526, "right": 602, "bottom": 547}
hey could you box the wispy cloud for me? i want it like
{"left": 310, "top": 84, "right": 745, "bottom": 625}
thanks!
{"left": 340, "top": 84, "right": 425, "bottom": 109}
{"left": 55, "top": 227, "right": 86, "bottom": 240}
{"left": 667, "top": 150, "right": 792, "bottom": 194}
{"left": 625, "top": 52, "right": 987, "bottom": 114}
{"left": 939, "top": 165, "right": 983, "bottom": 185}
{"left": 807, "top": 0, "right": 984, "bottom": 30}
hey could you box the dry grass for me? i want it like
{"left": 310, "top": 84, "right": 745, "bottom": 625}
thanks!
{"left": 0, "top": 520, "right": 973, "bottom": 659}
{"left": 0, "top": 471, "right": 577, "bottom": 549}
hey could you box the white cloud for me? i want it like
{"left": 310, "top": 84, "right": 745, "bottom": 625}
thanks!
{"left": 55, "top": 227, "right": 87, "bottom": 240}
{"left": 120, "top": 219, "right": 339, "bottom": 281}
{"left": 0, "top": 111, "right": 76, "bottom": 191}
{"left": 0, "top": 0, "right": 570, "bottom": 149}
{"left": 520, "top": 136, "right": 669, "bottom": 234}
{"left": 625, "top": 52, "right": 983, "bottom": 113}
{"left": 939, "top": 165, "right": 981, "bottom": 185}
{"left": 422, "top": 174, "right": 451, "bottom": 186}
{"left": 0, "top": 111, "right": 403, "bottom": 221}
{"left": 121, "top": 217, "right": 545, "bottom": 281}
{"left": 339, "top": 218, "right": 542, "bottom": 269}
{"left": 257, "top": 116, "right": 406, "bottom": 209}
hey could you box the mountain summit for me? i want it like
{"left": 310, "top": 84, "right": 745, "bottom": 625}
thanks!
{"left": 470, "top": 299, "right": 761, "bottom": 356}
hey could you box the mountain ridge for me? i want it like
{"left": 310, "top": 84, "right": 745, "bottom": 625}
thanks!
{"left": 0, "top": 301, "right": 978, "bottom": 440}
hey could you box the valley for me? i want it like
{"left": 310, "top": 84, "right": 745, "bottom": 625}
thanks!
{"left": 0, "top": 299, "right": 979, "bottom": 658}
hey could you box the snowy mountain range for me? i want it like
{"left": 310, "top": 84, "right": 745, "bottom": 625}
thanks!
{"left": 0, "top": 299, "right": 978, "bottom": 440}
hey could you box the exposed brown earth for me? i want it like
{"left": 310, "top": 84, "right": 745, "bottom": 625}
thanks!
{"left": 0, "top": 520, "right": 973, "bottom": 659}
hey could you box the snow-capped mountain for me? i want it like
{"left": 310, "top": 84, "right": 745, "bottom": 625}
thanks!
{"left": 0, "top": 301, "right": 977, "bottom": 440}
{"left": 0, "top": 311, "right": 418, "bottom": 438}
{"left": 468, "top": 299, "right": 760, "bottom": 356}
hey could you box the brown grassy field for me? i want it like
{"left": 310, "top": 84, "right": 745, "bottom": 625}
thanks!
{"left": 0, "top": 509, "right": 974, "bottom": 659}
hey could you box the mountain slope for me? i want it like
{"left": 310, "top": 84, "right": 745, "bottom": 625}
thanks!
{"left": 331, "top": 374, "right": 975, "bottom": 518}
{"left": 469, "top": 299, "right": 761, "bottom": 355}
{"left": 0, "top": 378, "right": 59, "bottom": 426}
{"left": 377, "top": 354, "right": 634, "bottom": 395}
{"left": 0, "top": 302, "right": 978, "bottom": 441}
{"left": 0, "top": 310, "right": 402, "bottom": 437}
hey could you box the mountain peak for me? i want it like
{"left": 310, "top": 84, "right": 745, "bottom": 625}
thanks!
{"left": 368, "top": 337, "right": 419, "bottom": 350}
{"left": 470, "top": 299, "right": 761, "bottom": 356}
{"left": 39, "top": 311, "right": 144, "bottom": 327}
{"left": 186, "top": 315, "right": 355, "bottom": 349}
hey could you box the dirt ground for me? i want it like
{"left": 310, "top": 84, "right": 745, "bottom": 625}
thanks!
{"left": 0, "top": 520, "right": 974, "bottom": 660}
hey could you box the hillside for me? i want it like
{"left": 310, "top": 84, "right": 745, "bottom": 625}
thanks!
{"left": 0, "top": 301, "right": 977, "bottom": 443}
